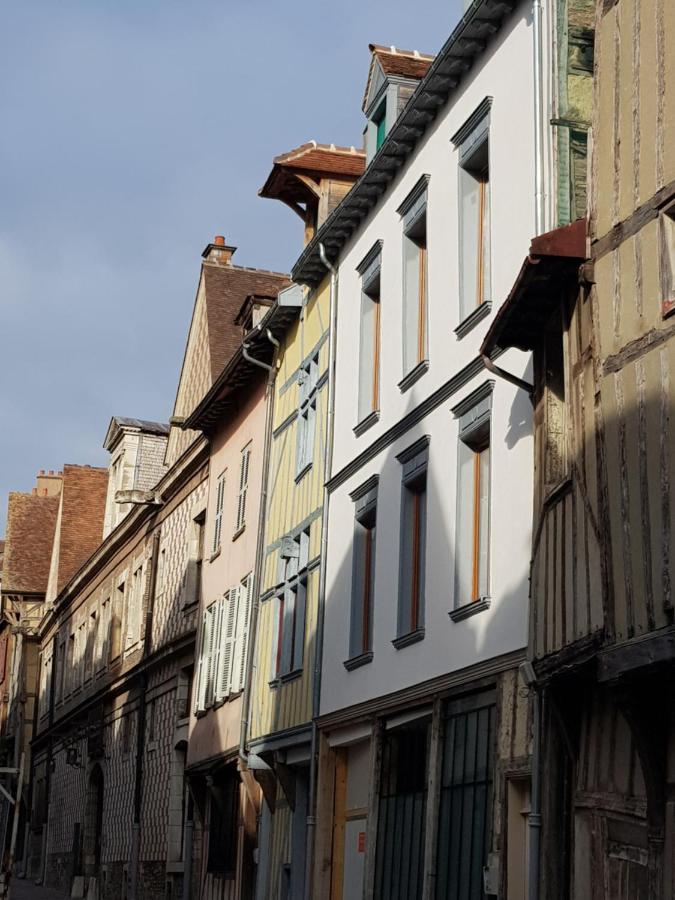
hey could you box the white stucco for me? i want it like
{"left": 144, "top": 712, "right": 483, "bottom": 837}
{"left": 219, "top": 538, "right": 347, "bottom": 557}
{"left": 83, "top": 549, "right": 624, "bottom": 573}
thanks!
{"left": 321, "top": 1, "right": 539, "bottom": 717}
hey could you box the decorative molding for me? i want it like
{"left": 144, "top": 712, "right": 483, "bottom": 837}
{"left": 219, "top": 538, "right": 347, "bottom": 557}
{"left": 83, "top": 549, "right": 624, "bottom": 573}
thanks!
{"left": 356, "top": 240, "right": 384, "bottom": 275}
{"left": 449, "top": 597, "right": 491, "bottom": 622}
{"left": 398, "top": 359, "right": 429, "bottom": 393}
{"left": 454, "top": 301, "right": 492, "bottom": 339}
{"left": 354, "top": 410, "right": 380, "bottom": 437}
{"left": 450, "top": 96, "right": 493, "bottom": 147}
{"left": 392, "top": 628, "right": 425, "bottom": 650}
{"left": 349, "top": 474, "right": 380, "bottom": 502}
{"left": 397, "top": 174, "right": 431, "bottom": 217}
{"left": 395, "top": 434, "right": 431, "bottom": 465}
{"left": 343, "top": 651, "right": 374, "bottom": 671}
{"left": 451, "top": 379, "right": 495, "bottom": 418}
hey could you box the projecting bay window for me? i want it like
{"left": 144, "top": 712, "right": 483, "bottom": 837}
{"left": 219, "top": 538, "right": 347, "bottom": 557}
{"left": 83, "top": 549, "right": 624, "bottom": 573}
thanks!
{"left": 452, "top": 98, "right": 492, "bottom": 333}
{"left": 660, "top": 199, "right": 675, "bottom": 318}
{"left": 452, "top": 385, "right": 492, "bottom": 618}
{"left": 356, "top": 242, "right": 383, "bottom": 432}
{"left": 398, "top": 176, "right": 430, "bottom": 389}
{"left": 273, "top": 528, "right": 310, "bottom": 679}
{"left": 394, "top": 438, "right": 429, "bottom": 647}
{"left": 346, "top": 476, "right": 378, "bottom": 668}
{"left": 297, "top": 353, "right": 319, "bottom": 477}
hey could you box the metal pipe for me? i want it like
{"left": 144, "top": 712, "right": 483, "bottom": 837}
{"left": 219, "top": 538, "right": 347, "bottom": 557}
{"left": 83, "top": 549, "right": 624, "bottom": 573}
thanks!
{"left": 528, "top": 687, "right": 542, "bottom": 900}
{"left": 481, "top": 352, "right": 534, "bottom": 399}
{"left": 303, "top": 244, "right": 337, "bottom": 900}
{"left": 243, "top": 339, "right": 274, "bottom": 373}
{"left": 533, "top": 0, "right": 546, "bottom": 234}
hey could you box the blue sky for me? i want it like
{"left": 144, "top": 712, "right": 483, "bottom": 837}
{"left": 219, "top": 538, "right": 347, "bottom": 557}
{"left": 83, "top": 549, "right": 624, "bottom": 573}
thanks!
{"left": 0, "top": 0, "right": 462, "bottom": 533}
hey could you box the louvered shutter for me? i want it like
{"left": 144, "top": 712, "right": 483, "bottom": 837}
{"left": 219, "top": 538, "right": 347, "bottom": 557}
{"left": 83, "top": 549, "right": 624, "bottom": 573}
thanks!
{"left": 210, "top": 599, "right": 224, "bottom": 704}
{"left": 218, "top": 589, "right": 238, "bottom": 699}
{"left": 203, "top": 605, "right": 217, "bottom": 707}
{"left": 231, "top": 575, "right": 252, "bottom": 694}
{"left": 236, "top": 448, "right": 250, "bottom": 531}
{"left": 196, "top": 609, "right": 211, "bottom": 711}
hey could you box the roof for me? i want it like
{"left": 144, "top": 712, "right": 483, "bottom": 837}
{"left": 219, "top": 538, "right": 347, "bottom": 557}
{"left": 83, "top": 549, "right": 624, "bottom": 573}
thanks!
{"left": 2, "top": 492, "right": 59, "bottom": 595}
{"left": 103, "top": 416, "right": 169, "bottom": 451}
{"left": 481, "top": 219, "right": 587, "bottom": 355}
{"left": 363, "top": 44, "right": 435, "bottom": 110}
{"left": 202, "top": 263, "right": 291, "bottom": 382}
{"left": 293, "top": 0, "right": 520, "bottom": 287}
{"left": 184, "top": 283, "right": 304, "bottom": 432}
{"left": 51, "top": 465, "right": 109, "bottom": 596}
{"left": 259, "top": 142, "right": 366, "bottom": 206}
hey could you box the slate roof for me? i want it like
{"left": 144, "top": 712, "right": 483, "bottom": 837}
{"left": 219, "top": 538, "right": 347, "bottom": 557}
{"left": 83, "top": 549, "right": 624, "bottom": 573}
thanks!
{"left": 2, "top": 492, "right": 59, "bottom": 595}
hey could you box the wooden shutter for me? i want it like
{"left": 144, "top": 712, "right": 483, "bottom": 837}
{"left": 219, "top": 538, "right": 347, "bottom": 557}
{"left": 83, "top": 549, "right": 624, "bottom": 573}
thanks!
{"left": 218, "top": 589, "right": 238, "bottom": 699}
{"left": 236, "top": 449, "right": 250, "bottom": 531}
{"left": 210, "top": 599, "right": 224, "bottom": 704}
{"left": 213, "top": 475, "right": 225, "bottom": 552}
{"left": 231, "top": 575, "right": 252, "bottom": 694}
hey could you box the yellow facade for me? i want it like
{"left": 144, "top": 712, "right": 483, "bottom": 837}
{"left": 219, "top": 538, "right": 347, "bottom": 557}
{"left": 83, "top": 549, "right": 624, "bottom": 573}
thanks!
{"left": 248, "top": 275, "right": 330, "bottom": 743}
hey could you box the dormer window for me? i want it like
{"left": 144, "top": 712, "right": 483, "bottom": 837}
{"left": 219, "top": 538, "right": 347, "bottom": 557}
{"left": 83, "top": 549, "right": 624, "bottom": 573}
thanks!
{"left": 374, "top": 103, "right": 387, "bottom": 152}
{"left": 235, "top": 295, "right": 274, "bottom": 337}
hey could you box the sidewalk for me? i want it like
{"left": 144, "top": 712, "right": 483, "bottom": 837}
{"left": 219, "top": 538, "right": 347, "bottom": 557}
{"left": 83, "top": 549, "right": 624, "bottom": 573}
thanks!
{"left": 8, "top": 879, "right": 67, "bottom": 900}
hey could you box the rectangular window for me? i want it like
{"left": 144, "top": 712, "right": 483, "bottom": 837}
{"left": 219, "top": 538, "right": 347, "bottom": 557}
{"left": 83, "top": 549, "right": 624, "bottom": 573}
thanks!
{"left": 98, "top": 598, "right": 110, "bottom": 669}
{"left": 660, "top": 200, "right": 675, "bottom": 317}
{"left": 121, "top": 712, "right": 132, "bottom": 756}
{"left": 196, "top": 601, "right": 219, "bottom": 711}
{"left": 126, "top": 566, "right": 144, "bottom": 648}
{"left": 273, "top": 528, "right": 310, "bottom": 678}
{"left": 155, "top": 547, "right": 166, "bottom": 598}
{"left": 55, "top": 639, "right": 66, "bottom": 703}
{"left": 402, "top": 198, "right": 428, "bottom": 376}
{"left": 357, "top": 244, "right": 383, "bottom": 425}
{"left": 434, "top": 691, "right": 496, "bottom": 900}
{"left": 348, "top": 478, "right": 378, "bottom": 662}
{"left": 375, "top": 103, "right": 387, "bottom": 151}
{"left": 235, "top": 447, "right": 251, "bottom": 534}
{"left": 207, "top": 767, "right": 238, "bottom": 875}
{"left": 111, "top": 582, "right": 124, "bottom": 660}
{"left": 374, "top": 715, "right": 430, "bottom": 900}
{"left": 85, "top": 609, "right": 96, "bottom": 681}
{"left": 454, "top": 387, "right": 492, "bottom": 607}
{"left": 212, "top": 472, "right": 226, "bottom": 552}
{"left": 454, "top": 99, "right": 492, "bottom": 322}
{"left": 230, "top": 574, "right": 253, "bottom": 695}
{"left": 396, "top": 439, "right": 429, "bottom": 641}
{"left": 195, "top": 514, "right": 205, "bottom": 606}
{"left": 296, "top": 353, "right": 319, "bottom": 476}
{"left": 66, "top": 633, "right": 75, "bottom": 694}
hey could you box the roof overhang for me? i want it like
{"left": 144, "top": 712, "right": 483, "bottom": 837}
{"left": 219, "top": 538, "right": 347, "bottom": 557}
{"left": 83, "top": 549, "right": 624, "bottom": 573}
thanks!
{"left": 292, "top": 0, "right": 520, "bottom": 287}
{"left": 481, "top": 218, "right": 588, "bottom": 355}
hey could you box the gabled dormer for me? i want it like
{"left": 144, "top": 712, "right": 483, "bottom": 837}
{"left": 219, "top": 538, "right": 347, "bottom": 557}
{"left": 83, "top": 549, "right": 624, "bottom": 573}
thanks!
{"left": 362, "top": 44, "right": 434, "bottom": 164}
{"left": 259, "top": 142, "right": 365, "bottom": 245}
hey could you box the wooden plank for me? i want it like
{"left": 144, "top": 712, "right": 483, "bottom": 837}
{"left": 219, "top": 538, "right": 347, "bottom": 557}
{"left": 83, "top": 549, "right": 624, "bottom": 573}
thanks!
{"left": 363, "top": 720, "right": 383, "bottom": 900}
{"left": 330, "top": 749, "right": 347, "bottom": 900}
{"left": 422, "top": 698, "right": 443, "bottom": 900}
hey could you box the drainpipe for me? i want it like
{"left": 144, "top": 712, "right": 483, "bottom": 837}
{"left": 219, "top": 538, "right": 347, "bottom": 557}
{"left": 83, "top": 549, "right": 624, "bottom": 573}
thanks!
{"left": 533, "top": 0, "right": 546, "bottom": 235}
{"left": 304, "top": 244, "right": 338, "bottom": 900}
{"left": 520, "top": 662, "right": 541, "bottom": 900}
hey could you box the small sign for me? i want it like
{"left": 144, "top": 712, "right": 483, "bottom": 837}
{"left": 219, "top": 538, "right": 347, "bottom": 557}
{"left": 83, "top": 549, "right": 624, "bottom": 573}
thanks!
{"left": 358, "top": 832, "right": 366, "bottom": 854}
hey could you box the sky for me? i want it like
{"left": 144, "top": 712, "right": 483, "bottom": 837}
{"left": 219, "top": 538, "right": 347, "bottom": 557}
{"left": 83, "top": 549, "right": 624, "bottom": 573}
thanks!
{"left": 0, "top": 0, "right": 463, "bottom": 535}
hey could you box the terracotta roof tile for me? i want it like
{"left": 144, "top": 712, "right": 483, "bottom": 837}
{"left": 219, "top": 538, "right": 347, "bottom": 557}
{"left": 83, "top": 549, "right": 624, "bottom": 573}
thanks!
{"left": 2, "top": 492, "right": 59, "bottom": 594}
{"left": 362, "top": 44, "right": 434, "bottom": 111}
{"left": 54, "top": 464, "right": 108, "bottom": 594}
{"left": 203, "top": 264, "right": 291, "bottom": 382}
{"left": 259, "top": 142, "right": 366, "bottom": 203}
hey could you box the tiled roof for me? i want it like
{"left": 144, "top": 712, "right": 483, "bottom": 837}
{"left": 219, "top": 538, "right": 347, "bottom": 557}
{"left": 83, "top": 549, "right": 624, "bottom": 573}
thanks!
{"left": 52, "top": 465, "right": 108, "bottom": 595}
{"left": 2, "top": 492, "right": 59, "bottom": 595}
{"left": 294, "top": 0, "right": 519, "bottom": 286}
{"left": 202, "top": 263, "right": 291, "bottom": 382}
{"left": 362, "top": 44, "right": 434, "bottom": 112}
{"left": 259, "top": 142, "right": 366, "bottom": 205}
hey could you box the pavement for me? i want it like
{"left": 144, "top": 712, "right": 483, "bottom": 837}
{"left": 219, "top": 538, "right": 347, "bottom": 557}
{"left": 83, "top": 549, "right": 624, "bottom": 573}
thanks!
{"left": 7, "top": 879, "right": 67, "bottom": 900}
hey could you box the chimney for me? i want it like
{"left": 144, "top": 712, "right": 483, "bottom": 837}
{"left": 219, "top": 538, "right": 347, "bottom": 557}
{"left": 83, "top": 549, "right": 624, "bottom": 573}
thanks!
{"left": 36, "top": 469, "right": 64, "bottom": 498}
{"left": 202, "top": 234, "right": 236, "bottom": 266}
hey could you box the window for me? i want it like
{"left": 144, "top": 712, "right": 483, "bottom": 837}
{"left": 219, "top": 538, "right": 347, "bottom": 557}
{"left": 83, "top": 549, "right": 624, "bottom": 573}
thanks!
{"left": 374, "top": 715, "right": 430, "bottom": 900}
{"left": 196, "top": 601, "right": 219, "bottom": 711}
{"left": 347, "top": 477, "right": 378, "bottom": 665}
{"left": 296, "top": 354, "right": 319, "bottom": 476}
{"left": 273, "top": 529, "right": 310, "bottom": 678}
{"left": 195, "top": 514, "right": 205, "bottom": 605}
{"left": 126, "top": 565, "right": 144, "bottom": 648}
{"left": 235, "top": 447, "right": 250, "bottom": 534}
{"left": 660, "top": 200, "right": 675, "bottom": 317}
{"left": 395, "top": 438, "right": 429, "bottom": 644}
{"left": 66, "top": 633, "right": 75, "bottom": 694}
{"left": 212, "top": 472, "right": 226, "bottom": 553}
{"left": 155, "top": 547, "right": 166, "bottom": 598}
{"left": 121, "top": 712, "right": 132, "bottom": 756}
{"left": 97, "top": 598, "right": 110, "bottom": 669}
{"left": 147, "top": 699, "right": 156, "bottom": 743}
{"left": 357, "top": 243, "right": 383, "bottom": 427}
{"left": 110, "top": 582, "right": 124, "bottom": 660}
{"left": 453, "top": 98, "right": 492, "bottom": 323}
{"left": 85, "top": 609, "right": 97, "bottom": 681}
{"left": 399, "top": 177, "right": 430, "bottom": 380}
{"left": 374, "top": 103, "right": 387, "bottom": 151}
{"left": 453, "top": 385, "right": 492, "bottom": 610}
{"left": 55, "top": 639, "right": 66, "bottom": 703}
{"left": 207, "top": 767, "right": 238, "bottom": 875}
{"left": 435, "top": 691, "right": 496, "bottom": 900}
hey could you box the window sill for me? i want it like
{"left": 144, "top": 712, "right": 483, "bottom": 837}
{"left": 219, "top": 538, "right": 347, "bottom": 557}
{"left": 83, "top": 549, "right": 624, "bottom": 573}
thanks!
{"left": 662, "top": 297, "right": 675, "bottom": 319}
{"left": 449, "top": 596, "right": 491, "bottom": 622}
{"left": 454, "top": 301, "right": 492, "bottom": 339}
{"left": 269, "top": 669, "right": 303, "bottom": 687}
{"left": 295, "top": 463, "right": 312, "bottom": 484}
{"left": 343, "top": 651, "right": 373, "bottom": 671}
{"left": 392, "top": 628, "right": 425, "bottom": 650}
{"left": 398, "top": 360, "right": 429, "bottom": 393}
{"left": 232, "top": 525, "right": 246, "bottom": 542}
{"left": 354, "top": 410, "right": 380, "bottom": 437}
{"left": 209, "top": 547, "right": 221, "bottom": 563}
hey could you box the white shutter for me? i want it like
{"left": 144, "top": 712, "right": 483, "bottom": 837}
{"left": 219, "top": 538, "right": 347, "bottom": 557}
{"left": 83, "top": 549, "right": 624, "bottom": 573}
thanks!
{"left": 210, "top": 599, "right": 224, "bottom": 704}
{"left": 231, "top": 575, "right": 252, "bottom": 694}
{"left": 218, "top": 590, "right": 238, "bottom": 699}
{"left": 236, "top": 448, "right": 250, "bottom": 531}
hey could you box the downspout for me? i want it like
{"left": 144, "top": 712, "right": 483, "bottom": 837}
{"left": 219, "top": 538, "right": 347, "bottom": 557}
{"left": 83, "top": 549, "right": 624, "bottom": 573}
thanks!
{"left": 533, "top": 0, "right": 546, "bottom": 235}
{"left": 304, "top": 244, "right": 337, "bottom": 900}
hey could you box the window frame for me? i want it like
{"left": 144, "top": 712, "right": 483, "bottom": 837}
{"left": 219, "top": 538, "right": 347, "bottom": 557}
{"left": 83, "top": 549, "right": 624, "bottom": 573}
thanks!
{"left": 398, "top": 176, "right": 430, "bottom": 389}
{"left": 346, "top": 476, "right": 379, "bottom": 669}
{"left": 356, "top": 242, "right": 384, "bottom": 432}
{"left": 296, "top": 353, "right": 320, "bottom": 478}
{"left": 272, "top": 528, "right": 310, "bottom": 680}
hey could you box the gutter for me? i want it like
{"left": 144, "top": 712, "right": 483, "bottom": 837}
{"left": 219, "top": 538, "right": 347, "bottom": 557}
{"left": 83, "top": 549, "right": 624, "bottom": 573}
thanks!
{"left": 303, "top": 244, "right": 337, "bottom": 900}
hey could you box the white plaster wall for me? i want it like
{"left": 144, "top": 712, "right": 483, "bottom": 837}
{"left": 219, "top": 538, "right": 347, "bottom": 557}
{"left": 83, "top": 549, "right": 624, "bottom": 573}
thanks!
{"left": 321, "top": 1, "right": 536, "bottom": 716}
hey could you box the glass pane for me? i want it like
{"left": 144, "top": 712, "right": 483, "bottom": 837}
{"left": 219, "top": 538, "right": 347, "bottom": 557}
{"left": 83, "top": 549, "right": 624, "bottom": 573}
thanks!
{"left": 481, "top": 175, "right": 491, "bottom": 304}
{"left": 403, "top": 235, "right": 420, "bottom": 374}
{"left": 477, "top": 445, "right": 490, "bottom": 598}
{"left": 455, "top": 441, "right": 475, "bottom": 604}
{"left": 358, "top": 291, "right": 375, "bottom": 422}
{"left": 459, "top": 168, "right": 480, "bottom": 320}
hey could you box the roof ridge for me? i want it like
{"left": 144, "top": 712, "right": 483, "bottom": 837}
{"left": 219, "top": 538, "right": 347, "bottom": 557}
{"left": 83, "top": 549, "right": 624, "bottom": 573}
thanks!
{"left": 369, "top": 42, "right": 435, "bottom": 60}
{"left": 202, "top": 261, "right": 290, "bottom": 279}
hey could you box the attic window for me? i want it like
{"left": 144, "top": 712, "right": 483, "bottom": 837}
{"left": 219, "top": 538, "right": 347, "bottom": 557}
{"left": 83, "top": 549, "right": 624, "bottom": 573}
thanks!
{"left": 374, "top": 103, "right": 387, "bottom": 151}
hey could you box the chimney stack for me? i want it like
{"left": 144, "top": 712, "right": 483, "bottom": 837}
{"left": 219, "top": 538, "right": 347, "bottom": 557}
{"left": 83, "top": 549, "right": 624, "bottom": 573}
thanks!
{"left": 202, "top": 235, "right": 236, "bottom": 266}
